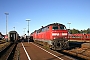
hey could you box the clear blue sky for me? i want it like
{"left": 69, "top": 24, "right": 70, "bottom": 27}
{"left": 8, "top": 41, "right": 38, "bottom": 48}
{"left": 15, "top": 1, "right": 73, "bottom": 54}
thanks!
{"left": 0, "top": 0, "right": 90, "bottom": 36}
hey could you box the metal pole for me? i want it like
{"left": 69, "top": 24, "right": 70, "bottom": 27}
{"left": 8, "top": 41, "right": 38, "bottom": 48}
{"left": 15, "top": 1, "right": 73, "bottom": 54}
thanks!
{"left": 67, "top": 22, "right": 71, "bottom": 32}
{"left": 26, "top": 19, "right": 30, "bottom": 43}
{"left": 67, "top": 22, "right": 71, "bottom": 42}
{"left": 13, "top": 27, "right": 15, "bottom": 31}
{"left": 6, "top": 15, "right": 7, "bottom": 36}
{"left": 5, "top": 12, "right": 9, "bottom": 41}
{"left": 23, "top": 28, "right": 26, "bottom": 35}
{"left": 28, "top": 21, "right": 29, "bottom": 36}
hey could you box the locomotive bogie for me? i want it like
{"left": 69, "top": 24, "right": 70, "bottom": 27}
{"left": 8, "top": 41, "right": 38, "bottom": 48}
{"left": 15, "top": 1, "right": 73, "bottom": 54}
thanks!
{"left": 51, "top": 38, "right": 69, "bottom": 50}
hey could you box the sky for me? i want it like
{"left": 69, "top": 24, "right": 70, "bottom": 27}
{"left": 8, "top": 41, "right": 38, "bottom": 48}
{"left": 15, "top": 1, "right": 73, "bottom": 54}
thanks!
{"left": 0, "top": 0, "right": 90, "bottom": 36}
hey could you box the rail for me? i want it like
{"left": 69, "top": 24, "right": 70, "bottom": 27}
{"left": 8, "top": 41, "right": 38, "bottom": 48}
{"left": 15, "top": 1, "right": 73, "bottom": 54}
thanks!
{"left": 0, "top": 43, "right": 17, "bottom": 60}
{"left": 34, "top": 42, "right": 86, "bottom": 60}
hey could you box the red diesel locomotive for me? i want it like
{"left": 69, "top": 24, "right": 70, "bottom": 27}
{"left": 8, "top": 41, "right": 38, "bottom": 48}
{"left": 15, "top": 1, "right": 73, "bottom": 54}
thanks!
{"left": 30, "top": 23, "right": 69, "bottom": 50}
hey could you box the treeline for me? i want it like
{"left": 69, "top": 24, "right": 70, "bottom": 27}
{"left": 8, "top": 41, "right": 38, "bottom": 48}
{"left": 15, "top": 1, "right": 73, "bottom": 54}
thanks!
{"left": 68, "top": 28, "right": 90, "bottom": 34}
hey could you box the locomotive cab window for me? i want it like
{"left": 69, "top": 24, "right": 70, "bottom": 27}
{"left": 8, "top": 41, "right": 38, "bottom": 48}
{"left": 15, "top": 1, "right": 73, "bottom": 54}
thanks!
{"left": 60, "top": 25, "right": 66, "bottom": 30}
{"left": 46, "top": 27, "right": 49, "bottom": 31}
{"left": 36, "top": 31, "right": 38, "bottom": 34}
{"left": 52, "top": 25, "right": 58, "bottom": 30}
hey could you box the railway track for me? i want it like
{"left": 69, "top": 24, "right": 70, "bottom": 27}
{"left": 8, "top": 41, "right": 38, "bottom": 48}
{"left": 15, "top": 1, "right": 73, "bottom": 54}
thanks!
{"left": 0, "top": 43, "right": 17, "bottom": 60}
{"left": 0, "top": 40, "right": 7, "bottom": 44}
{"left": 54, "top": 42, "right": 90, "bottom": 60}
{"left": 56, "top": 50, "right": 86, "bottom": 60}
{"left": 34, "top": 42, "right": 87, "bottom": 60}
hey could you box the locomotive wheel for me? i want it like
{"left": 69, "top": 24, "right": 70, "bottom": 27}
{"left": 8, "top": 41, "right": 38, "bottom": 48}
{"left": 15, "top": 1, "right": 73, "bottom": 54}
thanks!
{"left": 64, "top": 41, "right": 69, "bottom": 49}
{"left": 51, "top": 41, "right": 56, "bottom": 50}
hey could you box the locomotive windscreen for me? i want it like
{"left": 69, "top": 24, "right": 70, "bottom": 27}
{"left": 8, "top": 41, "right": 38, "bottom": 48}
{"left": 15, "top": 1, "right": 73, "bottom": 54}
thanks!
{"left": 52, "top": 26, "right": 58, "bottom": 30}
{"left": 60, "top": 25, "right": 66, "bottom": 30}
{"left": 52, "top": 25, "right": 66, "bottom": 30}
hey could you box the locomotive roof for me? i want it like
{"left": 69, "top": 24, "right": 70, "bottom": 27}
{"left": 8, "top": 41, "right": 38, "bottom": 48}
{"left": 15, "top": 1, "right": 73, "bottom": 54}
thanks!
{"left": 46, "top": 23, "right": 64, "bottom": 27}
{"left": 9, "top": 31, "right": 17, "bottom": 33}
{"left": 30, "top": 23, "right": 65, "bottom": 34}
{"left": 40, "top": 23, "right": 65, "bottom": 29}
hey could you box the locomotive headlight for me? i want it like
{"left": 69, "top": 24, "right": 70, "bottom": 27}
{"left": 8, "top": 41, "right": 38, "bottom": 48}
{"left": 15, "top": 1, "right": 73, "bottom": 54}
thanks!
{"left": 54, "top": 37, "right": 56, "bottom": 39}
